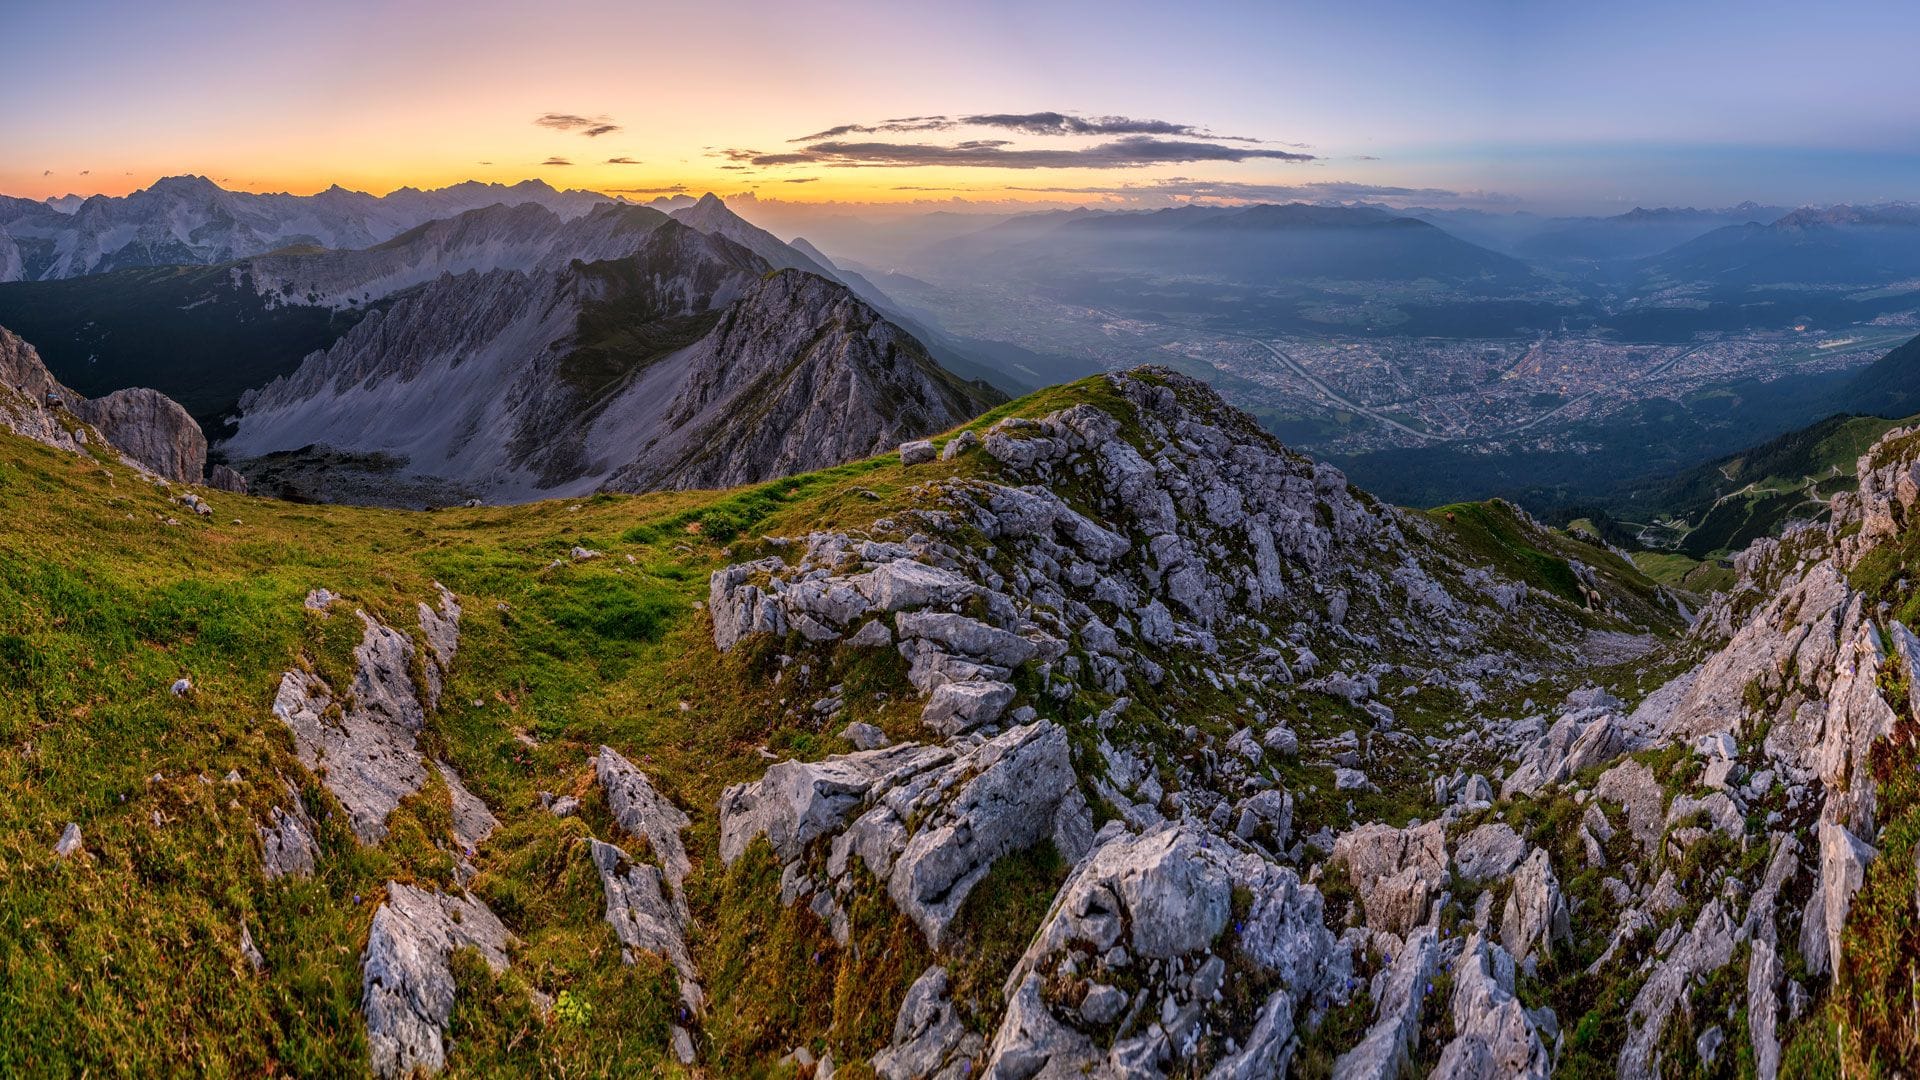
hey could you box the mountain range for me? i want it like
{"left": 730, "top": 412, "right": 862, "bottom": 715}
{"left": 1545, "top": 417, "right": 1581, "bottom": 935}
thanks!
{"left": 0, "top": 179, "right": 1007, "bottom": 507}
{"left": 224, "top": 217, "right": 998, "bottom": 504}
{"left": 1644, "top": 202, "right": 1920, "bottom": 286}
{"left": 10, "top": 162, "right": 1920, "bottom": 1074}
{"left": 0, "top": 175, "right": 616, "bottom": 282}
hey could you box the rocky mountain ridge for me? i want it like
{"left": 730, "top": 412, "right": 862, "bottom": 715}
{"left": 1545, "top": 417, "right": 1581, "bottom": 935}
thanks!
{"left": 665, "top": 370, "right": 1920, "bottom": 1077}
{"left": 0, "top": 323, "right": 232, "bottom": 488}
{"left": 242, "top": 201, "right": 675, "bottom": 310}
{"left": 223, "top": 220, "right": 1001, "bottom": 504}
{"left": 0, "top": 176, "right": 615, "bottom": 282}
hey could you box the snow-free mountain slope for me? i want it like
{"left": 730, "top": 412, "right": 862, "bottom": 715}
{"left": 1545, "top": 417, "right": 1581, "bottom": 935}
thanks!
{"left": 1645, "top": 202, "right": 1920, "bottom": 286}
{"left": 670, "top": 192, "right": 837, "bottom": 276}
{"left": 224, "top": 220, "right": 1000, "bottom": 503}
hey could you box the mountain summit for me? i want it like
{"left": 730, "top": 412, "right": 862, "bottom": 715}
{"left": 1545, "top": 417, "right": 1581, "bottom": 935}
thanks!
{"left": 0, "top": 176, "right": 617, "bottom": 282}
{"left": 223, "top": 215, "right": 1000, "bottom": 504}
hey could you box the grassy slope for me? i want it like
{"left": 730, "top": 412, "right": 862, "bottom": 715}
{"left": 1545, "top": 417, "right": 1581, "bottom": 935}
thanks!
{"left": 0, "top": 373, "right": 1676, "bottom": 1075}
{"left": 0, "top": 379, "right": 1112, "bottom": 1074}
{"left": 1638, "top": 412, "right": 1916, "bottom": 559}
{"left": 1630, "top": 551, "right": 1736, "bottom": 595}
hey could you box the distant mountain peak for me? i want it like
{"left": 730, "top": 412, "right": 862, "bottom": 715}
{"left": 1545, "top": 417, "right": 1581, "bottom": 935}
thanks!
{"left": 787, "top": 236, "right": 836, "bottom": 270}
{"left": 0, "top": 175, "right": 621, "bottom": 282}
{"left": 146, "top": 174, "right": 222, "bottom": 196}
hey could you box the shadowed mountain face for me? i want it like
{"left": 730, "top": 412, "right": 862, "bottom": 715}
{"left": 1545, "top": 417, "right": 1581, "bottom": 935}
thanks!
{"left": 0, "top": 202, "right": 675, "bottom": 430}
{"left": 1505, "top": 204, "right": 1789, "bottom": 264}
{"left": 0, "top": 323, "right": 209, "bottom": 484}
{"left": 223, "top": 222, "right": 1002, "bottom": 505}
{"left": 1644, "top": 204, "right": 1920, "bottom": 286}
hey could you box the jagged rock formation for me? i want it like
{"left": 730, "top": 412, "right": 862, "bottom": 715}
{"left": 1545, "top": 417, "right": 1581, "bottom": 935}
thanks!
{"left": 1330, "top": 821, "right": 1447, "bottom": 936}
{"left": 721, "top": 721, "right": 1090, "bottom": 949}
{"left": 270, "top": 611, "right": 430, "bottom": 844}
{"left": 598, "top": 269, "right": 997, "bottom": 493}
{"left": 700, "top": 368, "right": 1689, "bottom": 1077}
{"left": 0, "top": 323, "right": 206, "bottom": 482}
{"left": 672, "top": 192, "right": 837, "bottom": 275}
{"left": 0, "top": 323, "right": 87, "bottom": 453}
{"left": 67, "top": 387, "right": 206, "bottom": 484}
{"left": 32, "top": 349, "right": 1920, "bottom": 1073}
{"left": 225, "top": 218, "right": 998, "bottom": 504}
{"left": 361, "top": 883, "right": 515, "bottom": 1079}
{"left": 1332, "top": 926, "right": 1437, "bottom": 1080}
{"left": 244, "top": 201, "right": 668, "bottom": 310}
{"left": 985, "top": 822, "right": 1348, "bottom": 1078}
{"left": 1430, "top": 933, "right": 1551, "bottom": 1079}
{"left": 269, "top": 586, "right": 486, "bottom": 854}
{"left": 258, "top": 788, "right": 321, "bottom": 878}
{"left": 873, "top": 966, "right": 982, "bottom": 1080}
{"left": 417, "top": 583, "right": 461, "bottom": 711}
{"left": 590, "top": 746, "right": 703, "bottom": 1061}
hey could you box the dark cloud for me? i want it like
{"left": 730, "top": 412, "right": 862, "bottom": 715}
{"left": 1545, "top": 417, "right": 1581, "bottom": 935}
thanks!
{"left": 792, "top": 117, "right": 956, "bottom": 141}
{"left": 541, "top": 157, "right": 573, "bottom": 166}
{"left": 744, "top": 152, "right": 816, "bottom": 166}
{"left": 791, "top": 111, "right": 1261, "bottom": 142}
{"left": 79, "top": 169, "right": 90, "bottom": 176}
{"left": 42, "top": 169, "right": 51, "bottom": 176}
{"left": 1010, "top": 179, "right": 1453, "bottom": 199}
{"left": 535, "top": 113, "right": 622, "bottom": 137}
{"left": 608, "top": 184, "right": 688, "bottom": 194}
{"left": 477, "top": 160, "right": 494, "bottom": 165}
{"left": 961, "top": 112, "right": 1261, "bottom": 141}
{"left": 784, "top": 177, "right": 818, "bottom": 183}
{"left": 606, "top": 156, "right": 643, "bottom": 165}
{"left": 718, "top": 164, "right": 750, "bottom": 171}
{"left": 738, "top": 136, "right": 1314, "bottom": 170}
{"left": 1001, "top": 177, "right": 1517, "bottom": 207}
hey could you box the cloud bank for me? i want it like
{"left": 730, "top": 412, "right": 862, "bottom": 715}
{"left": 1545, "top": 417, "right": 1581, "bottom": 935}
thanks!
{"left": 728, "top": 110, "right": 1312, "bottom": 171}
{"left": 792, "top": 111, "right": 1261, "bottom": 142}
{"left": 737, "top": 136, "right": 1313, "bottom": 170}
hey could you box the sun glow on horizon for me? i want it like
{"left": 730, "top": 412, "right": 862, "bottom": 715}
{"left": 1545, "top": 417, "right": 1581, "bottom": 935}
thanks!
{"left": 6, "top": 0, "right": 1919, "bottom": 214}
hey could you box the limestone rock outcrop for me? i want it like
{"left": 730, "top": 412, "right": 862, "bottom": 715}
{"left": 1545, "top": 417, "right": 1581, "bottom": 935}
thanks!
{"left": 361, "top": 883, "right": 515, "bottom": 1079}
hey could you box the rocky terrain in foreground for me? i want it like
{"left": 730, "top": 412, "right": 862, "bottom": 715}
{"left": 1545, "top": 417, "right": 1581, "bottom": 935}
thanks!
{"left": 8, "top": 362, "right": 1920, "bottom": 1076}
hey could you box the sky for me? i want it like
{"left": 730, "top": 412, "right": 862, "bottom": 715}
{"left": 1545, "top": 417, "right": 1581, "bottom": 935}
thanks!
{"left": 5, "top": 0, "right": 1919, "bottom": 214}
